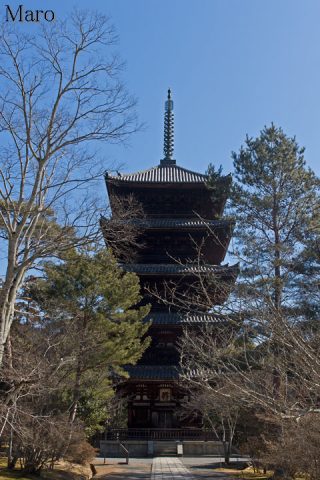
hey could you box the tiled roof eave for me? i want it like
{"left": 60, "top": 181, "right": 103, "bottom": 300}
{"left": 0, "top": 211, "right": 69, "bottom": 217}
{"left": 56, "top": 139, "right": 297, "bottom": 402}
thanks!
{"left": 126, "top": 218, "right": 235, "bottom": 230}
{"left": 121, "top": 263, "right": 240, "bottom": 276}
{"left": 100, "top": 216, "right": 235, "bottom": 233}
{"left": 105, "top": 164, "right": 208, "bottom": 184}
{"left": 144, "top": 312, "right": 227, "bottom": 325}
{"left": 125, "top": 365, "right": 180, "bottom": 381}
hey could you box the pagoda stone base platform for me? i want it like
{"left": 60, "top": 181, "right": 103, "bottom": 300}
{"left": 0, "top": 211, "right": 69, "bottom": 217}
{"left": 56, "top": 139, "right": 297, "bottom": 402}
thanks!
{"left": 100, "top": 439, "right": 226, "bottom": 458}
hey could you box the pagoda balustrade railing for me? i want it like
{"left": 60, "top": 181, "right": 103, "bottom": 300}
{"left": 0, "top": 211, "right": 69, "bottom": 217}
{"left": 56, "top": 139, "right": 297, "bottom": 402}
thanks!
{"left": 104, "top": 428, "right": 217, "bottom": 441}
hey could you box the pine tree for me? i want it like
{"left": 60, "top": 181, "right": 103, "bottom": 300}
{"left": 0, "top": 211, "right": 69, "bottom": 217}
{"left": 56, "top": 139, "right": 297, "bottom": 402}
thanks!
{"left": 179, "top": 127, "right": 320, "bottom": 465}
{"left": 225, "top": 124, "right": 320, "bottom": 416}
{"left": 27, "top": 248, "right": 150, "bottom": 435}
{"left": 231, "top": 124, "right": 319, "bottom": 315}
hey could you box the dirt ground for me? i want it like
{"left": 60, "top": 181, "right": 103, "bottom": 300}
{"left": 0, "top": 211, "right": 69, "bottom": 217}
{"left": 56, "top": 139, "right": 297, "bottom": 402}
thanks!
{"left": 93, "top": 460, "right": 151, "bottom": 480}
{"left": 91, "top": 459, "right": 271, "bottom": 480}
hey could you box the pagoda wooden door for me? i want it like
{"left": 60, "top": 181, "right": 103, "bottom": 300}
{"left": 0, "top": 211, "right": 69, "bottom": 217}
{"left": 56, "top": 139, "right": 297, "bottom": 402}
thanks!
{"left": 158, "top": 411, "right": 173, "bottom": 428}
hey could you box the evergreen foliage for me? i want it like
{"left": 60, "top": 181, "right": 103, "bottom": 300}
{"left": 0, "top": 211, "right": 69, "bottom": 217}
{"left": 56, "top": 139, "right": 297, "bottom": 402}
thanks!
{"left": 26, "top": 248, "right": 150, "bottom": 436}
{"left": 206, "top": 163, "right": 232, "bottom": 212}
{"left": 231, "top": 124, "right": 319, "bottom": 313}
{"left": 179, "top": 125, "right": 320, "bottom": 479}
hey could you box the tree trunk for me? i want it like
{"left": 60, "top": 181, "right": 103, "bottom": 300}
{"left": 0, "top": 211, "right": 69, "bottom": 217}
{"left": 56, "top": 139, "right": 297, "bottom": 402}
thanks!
{"left": 0, "top": 342, "right": 5, "bottom": 368}
{"left": 0, "top": 295, "right": 13, "bottom": 366}
{"left": 69, "top": 313, "right": 88, "bottom": 424}
{"left": 0, "top": 263, "right": 26, "bottom": 366}
{"left": 223, "top": 441, "right": 231, "bottom": 464}
{"left": 7, "top": 427, "right": 17, "bottom": 470}
{"left": 272, "top": 194, "right": 282, "bottom": 312}
{"left": 69, "top": 361, "right": 82, "bottom": 424}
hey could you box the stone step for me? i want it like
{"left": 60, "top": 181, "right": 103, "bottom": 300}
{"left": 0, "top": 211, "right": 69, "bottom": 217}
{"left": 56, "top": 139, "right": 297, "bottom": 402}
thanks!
{"left": 154, "top": 441, "right": 178, "bottom": 455}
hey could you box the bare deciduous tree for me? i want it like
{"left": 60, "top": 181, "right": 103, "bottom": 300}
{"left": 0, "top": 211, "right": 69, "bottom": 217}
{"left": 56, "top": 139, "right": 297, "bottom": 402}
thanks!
{"left": 0, "top": 11, "right": 139, "bottom": 365}
{"left": 176, "top": 127, "right": 320, "bottom": 424}
{"left": 179, "top": 380, "right": 240, "bottom": 463}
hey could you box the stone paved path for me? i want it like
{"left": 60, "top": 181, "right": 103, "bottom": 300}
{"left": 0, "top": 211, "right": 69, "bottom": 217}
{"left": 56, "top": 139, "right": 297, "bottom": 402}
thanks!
{"left": 151, "top": 457, "right": 196, "bottom": 480}
{"left": 94, "top": 456, "right": 242, "bottom": 479}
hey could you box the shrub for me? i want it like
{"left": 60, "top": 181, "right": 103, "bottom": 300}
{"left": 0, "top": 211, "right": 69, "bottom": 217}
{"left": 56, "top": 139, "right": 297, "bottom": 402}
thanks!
{"left": 65, "top": 437, "right": 96, "bottom": 465}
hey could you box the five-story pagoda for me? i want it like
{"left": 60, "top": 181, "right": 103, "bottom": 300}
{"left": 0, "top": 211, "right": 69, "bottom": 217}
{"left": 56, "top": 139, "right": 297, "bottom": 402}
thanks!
{"left": 102, "top": 90, "right": 238, "bottom": 437}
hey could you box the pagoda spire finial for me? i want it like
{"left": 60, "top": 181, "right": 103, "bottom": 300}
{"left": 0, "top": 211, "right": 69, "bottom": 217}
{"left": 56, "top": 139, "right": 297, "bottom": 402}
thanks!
{"left": 160, "top": 89, "right": 176, "bottom": 166}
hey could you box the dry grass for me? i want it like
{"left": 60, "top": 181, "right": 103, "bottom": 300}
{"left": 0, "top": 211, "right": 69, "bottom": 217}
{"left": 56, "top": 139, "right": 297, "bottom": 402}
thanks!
{"left": 214, "top": 466, "right": 273, "bottom": 479}
{"left": 0, "top": 458, "right": 91, "bottom": 480}
{"left": 0, "top": 473, "right": 33, "bottom": 480}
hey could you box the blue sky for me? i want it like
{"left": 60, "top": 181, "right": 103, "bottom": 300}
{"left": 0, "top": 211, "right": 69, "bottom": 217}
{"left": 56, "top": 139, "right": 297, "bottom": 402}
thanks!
{"left": 1, "top": 1, "right": 319, "bottom": 275}
{"left": 4, "top": 0, "right": 320, "bottom": 177}
{"left": 50, "top": 0, "right": 320, "bottom": 178}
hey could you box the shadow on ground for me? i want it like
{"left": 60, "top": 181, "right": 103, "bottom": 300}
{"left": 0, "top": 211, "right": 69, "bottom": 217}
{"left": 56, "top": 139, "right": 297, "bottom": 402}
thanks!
{"left": 95, "top": 473, "right": 150, "bottom": 480}
{"left": 94, "top": 462, "right": 151, "bottom": 480}
{"left": 0, "top": 469, "right": 88, "bottom": 480}
{"left": 187, "top": 461, "right": 248, "bottom": 470}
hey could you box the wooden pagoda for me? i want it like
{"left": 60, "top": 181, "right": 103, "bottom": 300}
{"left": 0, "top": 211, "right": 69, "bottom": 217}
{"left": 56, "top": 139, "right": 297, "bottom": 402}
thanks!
{"left": 102, "top": 90, "right": 238, "bottom": 438}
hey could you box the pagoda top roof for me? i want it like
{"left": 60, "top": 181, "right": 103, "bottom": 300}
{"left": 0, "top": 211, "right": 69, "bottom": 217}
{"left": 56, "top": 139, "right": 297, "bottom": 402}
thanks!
{"left": 105, "top": 163, "right": 208, "bottom": 185}
{"left": 106, "top": 90, "right": 209, "bottom": 185}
